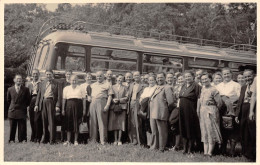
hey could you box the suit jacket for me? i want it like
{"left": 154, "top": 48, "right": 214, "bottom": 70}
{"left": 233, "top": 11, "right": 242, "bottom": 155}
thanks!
{"left": 127, "top": 83, "right": 147, "bottom": 113}
{"left": 7, "top": 85, "right": 31, "bottom": 119}
{"left": 35, "top": 79, "right": 59, "bottom": 111}
{"left": 110, "top": 84, "right": 128, "bottom": 110}
{"left": 236, "top": 85, "right": 247, "bottom": 119}
{"left": 58, "top": 79, "right": 70, "bottom": 109}
{"left": 150, "top": 85, "right": 175, "bottom": 121}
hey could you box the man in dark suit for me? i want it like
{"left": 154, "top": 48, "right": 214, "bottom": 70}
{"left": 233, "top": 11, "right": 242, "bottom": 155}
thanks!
{"left": 26, "top": 69, "right": 42, "bottom": 142}
{"left": 7, "top": 74, "right": 31, "bottom": 143}
{"left": 236, "top": 69, "right": 256, "bottom": 160}
{"left": 58, "top": 70, "right": 72, "bottom": 142}
{"left": 127, "top": 71, "right": 147, "bottom": 145}
{"left": 35, "top": 69, "right": 60, "bottom": 144}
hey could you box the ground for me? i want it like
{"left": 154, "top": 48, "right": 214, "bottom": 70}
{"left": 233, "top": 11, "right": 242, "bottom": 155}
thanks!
{"left": 4, "top": 120, "right": 250, "bottom": 162}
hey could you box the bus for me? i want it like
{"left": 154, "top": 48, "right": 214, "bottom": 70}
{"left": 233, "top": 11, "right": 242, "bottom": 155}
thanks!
{"left": 27, "top": 16, "right": 257, "bottom": 81}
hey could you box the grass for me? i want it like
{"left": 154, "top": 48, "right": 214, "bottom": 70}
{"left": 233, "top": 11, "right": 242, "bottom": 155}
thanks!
{"left": 4, "top": 120, "right": 251, "bottom": 162}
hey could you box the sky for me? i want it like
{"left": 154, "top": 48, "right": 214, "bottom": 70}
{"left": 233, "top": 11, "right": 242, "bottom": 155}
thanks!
{"left": 45, "top": 3, "right": 58, "bottom": 12}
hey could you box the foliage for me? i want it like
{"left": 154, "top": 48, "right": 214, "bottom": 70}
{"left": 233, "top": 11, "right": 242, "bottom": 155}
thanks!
{"left": 4, "top": 3, "right": 257, "bottom": 74}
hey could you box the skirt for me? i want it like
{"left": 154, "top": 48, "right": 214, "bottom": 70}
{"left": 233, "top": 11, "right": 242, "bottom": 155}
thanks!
{"left": 108, "top": 109, "right": 126, "bottom": 131}
{"left": 65, "top": 99, "right": 83, "bottom": 132}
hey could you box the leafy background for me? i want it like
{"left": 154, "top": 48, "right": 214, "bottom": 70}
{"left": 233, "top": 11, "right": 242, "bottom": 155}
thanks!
{"left": 4, "top": 3, "right": 257, "bottom": 117}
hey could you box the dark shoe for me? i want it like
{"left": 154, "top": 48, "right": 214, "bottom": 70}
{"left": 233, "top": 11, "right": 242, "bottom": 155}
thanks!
{"left": 8, "top": 140, "right": 15, "bottom": 144}
{"left": 182, "top": 150, "right": 188, "bottom": 154}
{"left": 41, "top": 140, "right": 48, "bottom": 144}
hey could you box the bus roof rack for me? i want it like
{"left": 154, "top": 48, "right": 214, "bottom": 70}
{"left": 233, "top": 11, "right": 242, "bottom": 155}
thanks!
{"left": 35, "top": 16, "right": 257, "bottom": 53}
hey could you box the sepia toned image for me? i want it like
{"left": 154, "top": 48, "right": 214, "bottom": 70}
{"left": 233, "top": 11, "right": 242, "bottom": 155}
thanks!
{"left": 3, "top": 2, "right": 257, "bottom": 162}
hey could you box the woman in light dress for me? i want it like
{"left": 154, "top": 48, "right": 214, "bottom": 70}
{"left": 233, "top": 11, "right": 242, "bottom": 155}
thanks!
{"left": 197, "top": 72, "right": 223, "bottom": 156}
{"left": 108, "top": 74, "right": 128, "bottom": 145}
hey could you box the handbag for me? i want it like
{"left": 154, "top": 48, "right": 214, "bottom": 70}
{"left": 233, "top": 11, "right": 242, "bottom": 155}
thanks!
{"left": 222, "top": 116, "right": 234, "bottom": 130}
{"left": 113, "top": 103, "right": 122, "bottom": 113}
{"left": 79, "top": 119, "right": 89, "bottom": 134}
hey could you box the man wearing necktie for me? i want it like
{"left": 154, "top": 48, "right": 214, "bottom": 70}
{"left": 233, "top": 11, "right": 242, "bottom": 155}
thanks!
{"left": 150, "top": 72, "right": 174, "bottom": 152}
{"left": 35, "top": 70, "right": 60, "bottom": 144}
{"left": 236, "top": 69, "right": 256, "bottom": 160}
{"left": 7, "top": 74, "right": 30, "bottom": 143}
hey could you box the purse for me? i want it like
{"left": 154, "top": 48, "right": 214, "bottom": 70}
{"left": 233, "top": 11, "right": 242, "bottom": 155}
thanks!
{"left": 113, "top": 103, "right": 122, "bottom": 113}
{"left": 222, "top": 116, "right": 234, "bottom": 130}
{"left": 79, "top": 119, "right": 89, "bottom": 134}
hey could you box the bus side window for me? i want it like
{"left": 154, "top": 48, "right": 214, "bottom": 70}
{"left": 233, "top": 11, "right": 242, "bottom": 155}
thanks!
{"left": 37, "top": 44, "right": 49, "bottom": 69}
{"left": 56, "top": 56, "right": 61, "bottom": 70}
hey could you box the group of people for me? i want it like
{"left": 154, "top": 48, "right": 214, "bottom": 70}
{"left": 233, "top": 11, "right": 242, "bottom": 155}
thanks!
{"left": 6, "top": 67, "right": 256, "bottom": 161}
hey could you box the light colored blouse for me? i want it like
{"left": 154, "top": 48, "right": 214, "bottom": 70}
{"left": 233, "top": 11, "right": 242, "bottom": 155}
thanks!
{"left": 140, "top": 85, "right": 157, "bottom": 100}
{"left": 63, "top": 85, "right": 85, "bottom": 99}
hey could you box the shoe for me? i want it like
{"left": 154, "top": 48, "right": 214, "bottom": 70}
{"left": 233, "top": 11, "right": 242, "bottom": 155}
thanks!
{"left": 113, "top": 142, "right": 118, "bottom": 145}
{"left": 171, "top": 146, "right": 180, "bottom": 151}
{"left": 159, "top": 148, "right": 165, "bottom": 152}
{"left": 49, "top": 141, "right": 55, "bottom": 145}
{"left": 118, "top": 141, "right": 122, "bottom": 146}
{"left": 132, "top": 140, "right": 137, "bottom": 145}
{"left": 74, "top": 141, "right": 79, "bottom": 146}
{"left": 8, "top": 140, "right": 15, "bottom": 144}
{"left": 41, "top": 139, "right": 48, "bottom": 144}
{"left": 182, "top": 150, "right": 188, "bottom": 155}
{"left": 101, "top": 142, "right": 106, "bottom": 145}
{"left": 63, "top": 141, "right": 70, "bottom": 146}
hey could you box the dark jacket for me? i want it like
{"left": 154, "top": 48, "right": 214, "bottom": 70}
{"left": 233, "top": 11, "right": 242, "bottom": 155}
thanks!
{"left": 7, "top": 86, "right": 30, "bottom": 119}
{"left": 236, "top": 85, "right": 247, "bottom": 119}
{"left": 35, "top": 79, "right": 59, "bottom": 111}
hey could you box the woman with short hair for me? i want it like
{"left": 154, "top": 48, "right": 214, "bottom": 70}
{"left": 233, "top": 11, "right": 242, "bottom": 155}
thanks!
{"left": 197, "top": 72, "right": 223, "bottom": 156}
{"left": 179, "top": 70, "right": 201, "bottom": 154}
{"left": 108, "top": 74, "right": 128, "bottom": 145}
{"left": 62, "top": 75, "right": 85, "bottom": 146}
{"left": 212, "top": 72, "right": 223, "bottom": 86}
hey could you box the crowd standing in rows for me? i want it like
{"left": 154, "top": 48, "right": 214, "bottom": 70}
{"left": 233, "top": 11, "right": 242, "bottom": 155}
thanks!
{"left": 6, "top": 67, "right": 256, "bottom": 161}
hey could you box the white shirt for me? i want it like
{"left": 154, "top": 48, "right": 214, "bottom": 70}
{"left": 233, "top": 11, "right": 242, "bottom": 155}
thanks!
{"left": 80, "top": 82, "right": 91, "bottom": 97}
{"left": 15, "top": 84, "right": 21, "bottom": 93}
{"left": 63, "top": 85, "right": 85, "bottom": 99}
{"left": 90, "top": 81, "right": 113, "bottom": 99}
{"left": 216, "top": 80, "right": 241, "bottom": 102}
{"left": 140, "top": 85, "right": 157, "bottom": 100}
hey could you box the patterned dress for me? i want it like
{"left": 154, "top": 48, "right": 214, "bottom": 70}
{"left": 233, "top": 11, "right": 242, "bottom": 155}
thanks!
{"left": 199, "top": 86, "right": 223, "bottom": 144}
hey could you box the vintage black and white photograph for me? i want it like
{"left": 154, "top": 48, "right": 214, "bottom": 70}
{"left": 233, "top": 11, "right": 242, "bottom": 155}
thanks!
{"left": 3, "top": 1, "right": 257, "bottom": 162}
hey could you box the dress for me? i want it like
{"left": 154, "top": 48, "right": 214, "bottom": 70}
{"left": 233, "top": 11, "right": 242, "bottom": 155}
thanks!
{"left": 63, "top": 85, "right": 84, "bottom": 132}
{"left": 179, "top": 82, "right": 201, "bottom": 140}
{"left": 108, "top": 84, "right": 128, "bottom": 131}
{"left": 199, "top": 86, "right": 222, "bottom": 144}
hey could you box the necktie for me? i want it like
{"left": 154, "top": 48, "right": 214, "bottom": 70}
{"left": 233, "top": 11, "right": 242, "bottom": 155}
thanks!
{"left": 16, "top": 86, "right": 20, "bottom": 93}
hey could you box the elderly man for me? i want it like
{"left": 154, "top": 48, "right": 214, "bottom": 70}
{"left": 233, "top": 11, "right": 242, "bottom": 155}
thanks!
{"left": 128, "top": 71, "right": 147, "bottom": 145}
{"left": 35, "top": 69, "right": 60, "bottom": 144}
{"left": 89, "top": 71, "right": 113, "bottom": 145}
{"left": 236, "top": 69, "right": 256, "bottom": 160}
{"left": 105, "top": 70, "right": 113, "bottom": 85}
{"left": 26, "top": 69, "right": 42, "bottom": 142}
{"left": 123, "top": 72, "right": 133, "bottom": 90}
{"left": 7, "top": 74, "right": 30, "bottom": 143}
{"left": 150, "top": 72, "right": 174, "bottom": 151}
{"left": 216, "top": 67, "right": 241, "bottom": 156}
